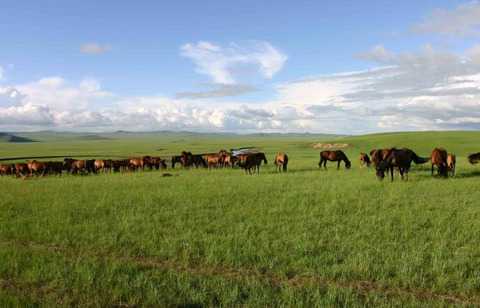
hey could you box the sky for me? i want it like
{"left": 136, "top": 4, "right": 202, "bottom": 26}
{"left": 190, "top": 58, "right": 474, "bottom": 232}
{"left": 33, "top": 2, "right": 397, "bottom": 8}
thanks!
{"left": 1, "top": 0, "right": 480, "bottom": 134}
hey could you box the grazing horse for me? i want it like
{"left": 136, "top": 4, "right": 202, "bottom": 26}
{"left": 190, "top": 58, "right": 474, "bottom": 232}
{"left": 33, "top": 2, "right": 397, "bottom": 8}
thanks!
{"left": 223, "top": 154, "right": 234, "bottom": 168}
{"left": 359, "top": 153, "right": 371, "bottom": 167}
{"left": 204, "top": 154, "right": 221, "bottom": 169}
{"left": 128, "top": 157, "right": 145, "bottom": 171}
{"left": 431, "top": 148, "right": 448, "bottom": 178}
{"left": 150, "top": 157, "right": 167, "bottom": 170}
{"left": 94, "top": 160, "right": 107, "bottom": 173}
{"left": 64, "top": 158, "right": 94, "bottom": 174}
{"left": 46, "top": 161, "right": 63, "bottom": 176}
{"left": 0, "top": 164, "right": 14, "bottom": 176}
{"left": 375, "top": 148, "right": 427, "bottom": 181}
{"left": 112, "top": 159, "right": 129, "bottom": 172}
{"left": 15, "top": 163, "right": 29, "bottom": 178}
{"left": 319, "top": 150, "right": 351, "bottom": 170}
{"left": 27, "top": 160, "right": 47, "bottom": 177}
{"left": 239, "top": 152, "right": 268, "bottom": 175}
{"left": 468, "top": 152, "right": 480, "bottom": 165}
{"left": 180, "top": 151, "right": 207, "bottom": 168}
{"left": 447, "top": 153, "right": 456, "bottom": 177}
{"left": 274, "top": 152, "right": 288, "bottom": 172}
{"left": 370, "top": 149, "right": 391, "bottom": 167}
{"left": 171, "top": 155, "right": 183, "bottom": 168}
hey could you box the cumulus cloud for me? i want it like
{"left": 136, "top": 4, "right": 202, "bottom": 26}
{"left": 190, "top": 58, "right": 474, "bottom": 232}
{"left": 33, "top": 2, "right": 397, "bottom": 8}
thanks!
{"left": 180, "top": 41, "right": 287, "bottom": 85}
{"left": 413, "top": 1, "right": 480, "bottom": 37}
{"left": 4, "top": 43, "right": 480, "bottom": 133}
{"left": 80, "top": 43, "right": 111, "bottom": 54}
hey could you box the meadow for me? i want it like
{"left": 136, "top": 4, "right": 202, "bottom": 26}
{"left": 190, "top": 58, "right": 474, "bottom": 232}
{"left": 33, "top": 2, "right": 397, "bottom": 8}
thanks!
{"left": 1, "top": 131, "right": 480, "bottom": 307}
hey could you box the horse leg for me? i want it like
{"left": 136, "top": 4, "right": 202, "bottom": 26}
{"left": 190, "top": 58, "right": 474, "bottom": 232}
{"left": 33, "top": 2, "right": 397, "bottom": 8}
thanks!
{"left": 337, "top": 161, "right": 340, "bottom": 170}
{"left": 390, "top": 167, "right": 394, "bottom": 182}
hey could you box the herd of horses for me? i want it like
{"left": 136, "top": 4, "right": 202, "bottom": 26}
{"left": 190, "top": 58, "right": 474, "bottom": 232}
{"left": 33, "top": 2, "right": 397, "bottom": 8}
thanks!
{"left": 0, "top": 150, "right": 284, "bottom": 178}
{"left": 1, "top": 147, "right": 479, "bottom": 181}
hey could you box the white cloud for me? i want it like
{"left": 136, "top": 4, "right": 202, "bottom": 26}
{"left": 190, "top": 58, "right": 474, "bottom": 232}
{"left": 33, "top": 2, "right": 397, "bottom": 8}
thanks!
{"left": 80, "top": 43, "right": 111, "bottom": 54}
{"left": 4, "top": 44, "right": 480, "bottom": 133}
{"left": 180, "top": 41, "right": 287, "bottom": 85}
{"left": 413, "top": 1, "right": 480, "bottom": 37}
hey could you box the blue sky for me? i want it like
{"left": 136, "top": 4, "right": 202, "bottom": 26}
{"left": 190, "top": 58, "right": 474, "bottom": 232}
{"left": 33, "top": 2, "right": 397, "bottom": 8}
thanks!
{"left": 1, "top": 1, "right": 480, "bottom": 133}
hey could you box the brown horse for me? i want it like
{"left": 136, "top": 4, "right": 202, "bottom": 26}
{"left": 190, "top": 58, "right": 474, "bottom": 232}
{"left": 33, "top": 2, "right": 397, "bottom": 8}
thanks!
{"left": 431, "top": 148, "right": 448, "bottom": 178}
{"left": 0, "top": 164, "right": 14, "bottom": 176}
{"left": 94, "top": 159, "right": 107, "bottom": 173}
{"left": 359, "top": 153, "right": 371, "bottom": 167}
{"left": 239, "top": 152, "right": 268, "bottom": 174}
{"left": 274, "top": 152, "right": 288, "bottom": 172}
{"left": 319, "top": 150, "right": 351, "bottom": 170}
{"left": 370, "top": 149, "right": 391, "bottom": 167}
{"left": 27, "top": 160, "right": 47, "bottom": 177}
{"left": 15, "top": 163, "right": 29, "bottom": 178}
{"left": 375, "top": 148, "right": 429, "bottom": 181}
{"left": 128, "top": 157, "right": 145, "bottom": 171}
{"left": 447, "top": 153, "right": 456, "bottom": 177}
{"left": 64, "top": 158, "right": 94, "bottom": 174}
{"left": 204, "top": 154, "right": 221, "bottom": 169}
{"left": 180, "top": 151, "right": 207, "bottom": 168}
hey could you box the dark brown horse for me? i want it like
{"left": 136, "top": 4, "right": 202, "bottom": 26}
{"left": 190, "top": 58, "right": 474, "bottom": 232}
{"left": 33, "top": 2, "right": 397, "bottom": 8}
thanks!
{"left": 45, "top": 161, "right": 64, "bottom": 176}
{"left": 180, "top": 151, "right": 207, "bottom": 168}
{"left": 15, "top": 163, "right": 29, "bottom": 178}
{"left": 112, "top": 159, "right": 129, "bottom": 172}
{"left": 359, "top": 153, "right": 371, "bottom": 167}
{"left": 239, "top": 152, "right": 268, "bottom": 174}
{"left": 319, "top": 150, "right": 351, "bottom": 170}
{"left": 274, "top": 152, "right": 288, "bottom": 172}
{"left": 468, "top": 152, "right": 480, "bottom": 165}
{"left": 150, "top": 157, "right": 167, "bottom": 170}
{"left": 375, "top": 148, "right": 429, "bottom": 181}
{"left": 431, "top": 148, "right": 448, "bottom": 177}
{"left": 64, "top": 158, "right": 95, "bottom": 174}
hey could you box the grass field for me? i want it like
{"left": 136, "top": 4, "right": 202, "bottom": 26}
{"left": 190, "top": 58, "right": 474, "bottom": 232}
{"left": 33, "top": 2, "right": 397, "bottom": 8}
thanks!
{"left": 1, "top": 131, "right": 480, "bottom": 307}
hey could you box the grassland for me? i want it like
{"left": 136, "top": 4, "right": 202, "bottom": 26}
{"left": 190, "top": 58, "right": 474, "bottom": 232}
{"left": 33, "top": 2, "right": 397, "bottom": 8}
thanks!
{"left": 1, "top": 131, "right": 480, "bottom": 307}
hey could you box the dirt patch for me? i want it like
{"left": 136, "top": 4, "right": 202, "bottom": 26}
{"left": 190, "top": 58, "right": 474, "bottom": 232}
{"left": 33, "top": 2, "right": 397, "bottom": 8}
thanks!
{"left": 312, "top": 143, "right": 351, "bottom": 149}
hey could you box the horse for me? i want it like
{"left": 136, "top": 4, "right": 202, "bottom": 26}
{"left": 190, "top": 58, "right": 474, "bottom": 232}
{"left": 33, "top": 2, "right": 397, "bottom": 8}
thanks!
{"left": 319, "top": 150, "right": 351, "bottom": 170}
{"left": 112, "top": 159, "right": 129, "bottom": 172}
{"left": 27, "top": 160, "right": 47, "bottom": 177}
{"left": 150, "top": 157, "right": 167, "bottom": 170}
{"left": 431, "top": 148, "right": 448, "bottom": 178}
{"left": 370, "top": 149, "right": 391, "bottom": 167}
{"left": 15, "top": 163, "right": 29, "bottom": 178}
{"left": 64, "top": 158, "right": 90, "bottom": 175}
{"left": 94, "top": 160, "right": 107, "bottom": 173}
{"left": 375, "top": 148, "right": 429, "bottom": 181}
{"left": 359, "top": 153, "right": 371, "bottom": 167}
{"left": 180, "top": 151, "right": 207, "bottom": 168}
{"left": 447, "top": 153, "right": 456, "bottom": 177}
{"left": 0, "top": 164, "right": 14, "bottom": 176}
{"left": 274, "top": 152, "right": 288, "bottom": 172}
{"left": 171, "top": 155, "right": 183, "bottom": 168}
{"left": 468, "top": 152, "right": 480, "bottom": 165}
{"left": 128, "top": 157, "right": 145, "bottom": 171}
{"left": 204, "top": 154, "right": 222, "bottom": 169}
{"left": 239, "top": 152, "right": 268, "bottom": 175}
{"left": 45, "top": 161, "right": 63, "bottom": 176}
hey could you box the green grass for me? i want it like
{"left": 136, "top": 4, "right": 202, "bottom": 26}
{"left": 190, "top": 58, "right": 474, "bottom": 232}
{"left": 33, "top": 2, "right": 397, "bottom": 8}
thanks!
{"left": 1, "top": 131, "right": 480, "bottom": 306}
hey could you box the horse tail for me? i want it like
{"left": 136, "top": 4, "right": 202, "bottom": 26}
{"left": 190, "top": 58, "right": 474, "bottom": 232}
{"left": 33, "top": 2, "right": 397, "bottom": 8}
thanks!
{"left": 411, "top": 151, "right": 429, "bottom": 164}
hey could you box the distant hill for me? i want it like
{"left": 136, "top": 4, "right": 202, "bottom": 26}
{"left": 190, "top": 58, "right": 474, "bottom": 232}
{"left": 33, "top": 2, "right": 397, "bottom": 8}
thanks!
{"left": 0, "top": 132, "right": 36, "bottom": 143}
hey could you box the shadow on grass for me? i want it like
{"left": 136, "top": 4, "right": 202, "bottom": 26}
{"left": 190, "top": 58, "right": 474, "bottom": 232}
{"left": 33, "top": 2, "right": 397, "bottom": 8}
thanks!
{"left": 452, "top": 170, "right": 480, "bottom": 179}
